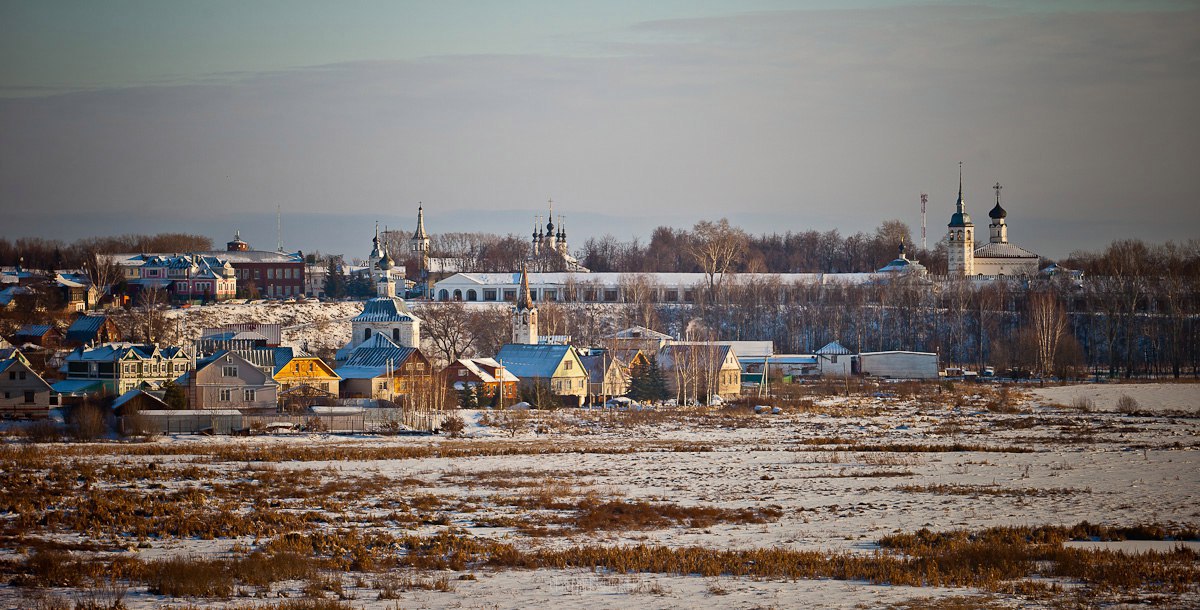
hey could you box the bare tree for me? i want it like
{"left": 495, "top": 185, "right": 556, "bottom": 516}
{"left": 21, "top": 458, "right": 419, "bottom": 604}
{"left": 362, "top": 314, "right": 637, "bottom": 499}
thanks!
{"left": 136, "top": 287, "right": 169, "bottom": 343}
{"left": 81, "top": 251, "right": 120, "bottom": 309}
{"left": 1027, "top": 290, "right": 1068, "bottom": 377}
{"left": 685, "top": 219, "right": 747, "bottom": 300}
{"left": 419, "top": 301, "right": 475, "bottom": 366}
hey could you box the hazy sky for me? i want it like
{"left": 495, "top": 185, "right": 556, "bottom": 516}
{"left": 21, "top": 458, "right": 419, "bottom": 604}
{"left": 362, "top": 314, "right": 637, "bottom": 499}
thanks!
{"left": 2, "top": 0, "right": 1197, "bottom": 260}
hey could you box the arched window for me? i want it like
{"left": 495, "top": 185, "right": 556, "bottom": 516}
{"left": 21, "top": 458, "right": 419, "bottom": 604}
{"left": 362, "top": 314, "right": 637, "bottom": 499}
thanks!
{"left": 364, "top": 328, "right": 372, "bottom": 340}
{"left": 966, "top": 230, "right": 972, "bottom": 240}
{"left": 453, "top": 290, "right": 462, "bottom": 301}
{"left": 393, "top": 328, "right": 400, "bottom": 343}
{"left": 467, "top": 289, "right": 477, "bottom": 301}
{"left": 438, "top": 289, "right": 449, "bottom": 301}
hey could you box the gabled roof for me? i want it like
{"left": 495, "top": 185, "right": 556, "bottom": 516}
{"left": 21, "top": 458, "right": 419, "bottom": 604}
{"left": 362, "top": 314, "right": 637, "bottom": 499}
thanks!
{"left": 496, "top": 344, "right": 578, "bottom": 379}
{"left": 816, "top": 341, "right": 853, "bottom": 356}
{"left": 658, "top": 344, "right": 739, "bottom": 370}
{"left": 15, "top": 324, "right": 56, "bottom": 339}
{"left": 65, "top": 315, "right": 110, "bottom": 344}
{"left": 605, "top": 326, "right": 673, "bottom": 341}
{"left": 351, "top": 297, "right": 420, "bottom": 323}
{"left": 112, "top": 388, "right": 170, "bottom": 411}
{"left": 341, "top": 335, "right": 420, "bottom": 370}
{"left": 269, "top": 347, "right": 335, "bottom": 377}
{"left": 450, "top": 357, "right": 519, "bottom": 384}
{"left": 578, "top": 352, "right": 625, "bottom": 384}
{"left": 65, "top": 343, "right": 189, "bottom": 363}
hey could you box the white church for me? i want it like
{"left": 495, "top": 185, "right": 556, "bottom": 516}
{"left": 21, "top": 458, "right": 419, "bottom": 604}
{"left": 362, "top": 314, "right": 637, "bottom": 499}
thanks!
{"left": 946, "top": 165, "right": 1041, "bottom": 277}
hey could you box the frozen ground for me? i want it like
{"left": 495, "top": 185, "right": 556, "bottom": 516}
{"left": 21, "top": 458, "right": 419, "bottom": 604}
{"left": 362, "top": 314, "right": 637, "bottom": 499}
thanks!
{"left": 1031, "top": 382, "right": 1200, "bottom": 414}
{"left": 1, "top": 382, "right": 1197, "bottom": 609}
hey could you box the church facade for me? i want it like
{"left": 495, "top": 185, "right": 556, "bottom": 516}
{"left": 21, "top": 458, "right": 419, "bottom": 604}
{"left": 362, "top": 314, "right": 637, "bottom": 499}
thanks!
{"left": 946, "top": 167, "right": 1040, "bottom": 277}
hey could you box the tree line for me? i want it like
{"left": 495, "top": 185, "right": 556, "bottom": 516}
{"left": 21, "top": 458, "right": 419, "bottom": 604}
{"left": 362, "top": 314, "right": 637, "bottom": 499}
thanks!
{"left": 0, "top": 234, "right": 214, "bottom": 270}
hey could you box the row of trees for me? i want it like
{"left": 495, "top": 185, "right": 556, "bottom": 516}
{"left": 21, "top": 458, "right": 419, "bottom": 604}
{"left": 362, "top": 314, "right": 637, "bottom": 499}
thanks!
{"left": 373, "top": 218, "right": 938, "bottom": 278}
{"left": 0, "top": 234, "right": 214, "bottom": 270}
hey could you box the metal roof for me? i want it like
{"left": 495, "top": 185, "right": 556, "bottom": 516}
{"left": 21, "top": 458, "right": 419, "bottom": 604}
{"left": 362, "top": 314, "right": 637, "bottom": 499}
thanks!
{"left": 65, "top": 315, "right": 108, "bottom": 343}
{"left": 112, "top": 389, "right": 170, "bottom": 410}
{"left": 65, "top": 343, "right": 189, "bottom": 362}
{"left": 16, "top": 324, "right": 55, "bottom": 338}
{"left": 816, "top": 341, "right": 853, "bottom": 356}
{"left": 973, "top": 242, "right": 1039, "bottom": 259}
{"left": 351, "top": 297, "right": 420, "bottom": 323}
{"left": 342, "top": 344, "right": 419, "bottom": 370}
{"left": 496, "top": 344, "right": 576, "bottom": 379}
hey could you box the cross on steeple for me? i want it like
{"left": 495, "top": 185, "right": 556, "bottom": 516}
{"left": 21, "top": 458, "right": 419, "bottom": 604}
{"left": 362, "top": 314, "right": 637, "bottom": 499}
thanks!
{"left": 993, "top": 182, "right": 1002, "bottom": 204}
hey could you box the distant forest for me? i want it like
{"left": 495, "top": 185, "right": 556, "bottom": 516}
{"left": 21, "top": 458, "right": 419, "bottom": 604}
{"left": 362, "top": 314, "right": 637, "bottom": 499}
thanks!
{"left": 0, "top": 234, "right": 213, "bottom": 269}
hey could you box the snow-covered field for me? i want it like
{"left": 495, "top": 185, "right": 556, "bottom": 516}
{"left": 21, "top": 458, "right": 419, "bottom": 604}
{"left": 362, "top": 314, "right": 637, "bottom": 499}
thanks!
{"left": 1031, "top": 382, "right": 1200, "bottom": 414}
{"left": 2, "top": 383, "right": 1198, "bottom": 609}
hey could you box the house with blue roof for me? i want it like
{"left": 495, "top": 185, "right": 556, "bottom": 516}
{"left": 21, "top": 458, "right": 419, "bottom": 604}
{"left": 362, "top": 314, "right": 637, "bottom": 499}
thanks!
{"left": 11, "top": 324, "right": 64, "bottom": 350}
{"left": 336, "top": 333, "right": 432, "bottom": 400}
{"left": 56, "top": 343, "right": 191, "bottom": 396}
{"left": 495, "top": 343, "right": 588, "bottom": 407}
{"left": 64, "top": 315, "right": 122, "bottom": 348}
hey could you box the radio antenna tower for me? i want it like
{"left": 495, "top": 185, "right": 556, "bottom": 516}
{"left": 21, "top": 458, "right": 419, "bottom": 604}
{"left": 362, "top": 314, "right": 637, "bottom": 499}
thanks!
{"left": 276, "top": 204, "right": 283, "bottom": 252}
{"left": 920, "top": 193, "right": 928, "bottom": 250}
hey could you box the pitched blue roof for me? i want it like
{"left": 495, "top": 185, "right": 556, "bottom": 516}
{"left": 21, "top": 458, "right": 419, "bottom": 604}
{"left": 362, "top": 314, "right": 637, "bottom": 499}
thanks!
{"left": 496, "top": 344, "right": 574, "bottom": 379}
{"left": 16, "top": 324, "right": 54, "bottom": 338}
{"left": 342, "top": 333, "right": 419, "bottom": 369}
{"left": 65, "top": 316, "right": 107, "bottom": 343}
{"left": 351, "top": 297, "right": 418, "bottom": 323}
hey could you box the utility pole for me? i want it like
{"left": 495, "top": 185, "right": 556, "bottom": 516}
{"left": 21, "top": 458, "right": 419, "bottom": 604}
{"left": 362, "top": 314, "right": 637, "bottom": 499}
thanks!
{"left": 920, "top": 193, "right": 928, "bottom": 250}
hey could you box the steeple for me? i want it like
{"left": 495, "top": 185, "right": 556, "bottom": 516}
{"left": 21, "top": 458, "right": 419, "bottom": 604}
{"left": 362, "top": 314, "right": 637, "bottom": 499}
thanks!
{"left": 413, "top": 204, "right": 428, "bottom": 240}
{"left": 948, "top": 162, "right": 973, "bottom": 228}
{"left": 512, "top": 264, "right": 538, "bottom": 344}
{"left": 546, "top": 198, "right": 555, "bottom": 233}
{"left": 516, "top": 264, "right": 533, "bottom": 311}
{"left": 947, "top": 162, "right": 975, "bottom": 275}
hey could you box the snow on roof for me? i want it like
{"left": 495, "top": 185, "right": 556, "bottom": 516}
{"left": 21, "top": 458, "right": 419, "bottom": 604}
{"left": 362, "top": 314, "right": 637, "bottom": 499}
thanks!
{"left": 66, "top": 343, "right": 189, "bottom": 362}
{"left": 496, "top": 344, "right": 575, "bottom": 379}
{"left": 310, "top": 406, "right": 364, "bottom": 415}
{"left": 112, "top": 389, "right": 170, "bottom": 410}
{"left": 605, "top": 325, "right": 673, "bottom": 340}
{"left": 351, "top": 297, "right": 420, "bottom": 323}
{"left": 816, "top": 341, "right": 853, "bottom": 356}
{"left": 437, "top": 271, "right": 886, "bottom": 288}
{"left": 973, "top": 242, "right": 1039, "bottom": 259}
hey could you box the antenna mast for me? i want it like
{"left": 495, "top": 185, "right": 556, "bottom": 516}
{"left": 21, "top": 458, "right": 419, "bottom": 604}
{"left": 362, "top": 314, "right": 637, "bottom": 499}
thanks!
{"left": 276, "top": 204, "right": 283, "bottom": 252}
{"left": 920, "top": 193, "right": 928, "bottom": 250}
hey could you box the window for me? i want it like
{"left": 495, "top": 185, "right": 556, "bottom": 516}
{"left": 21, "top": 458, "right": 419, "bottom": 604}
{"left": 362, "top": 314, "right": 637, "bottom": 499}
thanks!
{"left": 219, "top": 388, "right": 232, "bottom": 401}
{"left": 267, "top": 269, "right": 275, "bottom": 279}
{"left": 243, "top": 389, "right": 256, "bottom": 402}
{"left": 18, "top": 371, "right": 26, "bottom": 380}
{"left": 7, "top": 372, "right": 13, "bottom": 380}
{"left": 483, "top": 289, "right": 497, "bottom": 301}
{"left": 24, "top": 391, "right": 35, "bottom": 404}
{"left": 364, "top": 328, "right": 372, "bottom": 340}
{"left": 564, "top": 360, "right": 572, "bottom": 371}
{"left": 503, "top": 289, "right": 516, "bottom": 302}
{"left": 393, "top": 329, "right": 400, "bottom": 342}
{"left": 222, "top": 366, "right": 237, "bottom": 377}
{"left": 458, "top": 369, "right": 466, "bottom": 377}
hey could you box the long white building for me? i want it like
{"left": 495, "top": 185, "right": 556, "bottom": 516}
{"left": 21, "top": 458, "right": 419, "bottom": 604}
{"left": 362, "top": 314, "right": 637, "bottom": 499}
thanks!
{"left": 433, "top": 271, "right": 885, "bottom": 304}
